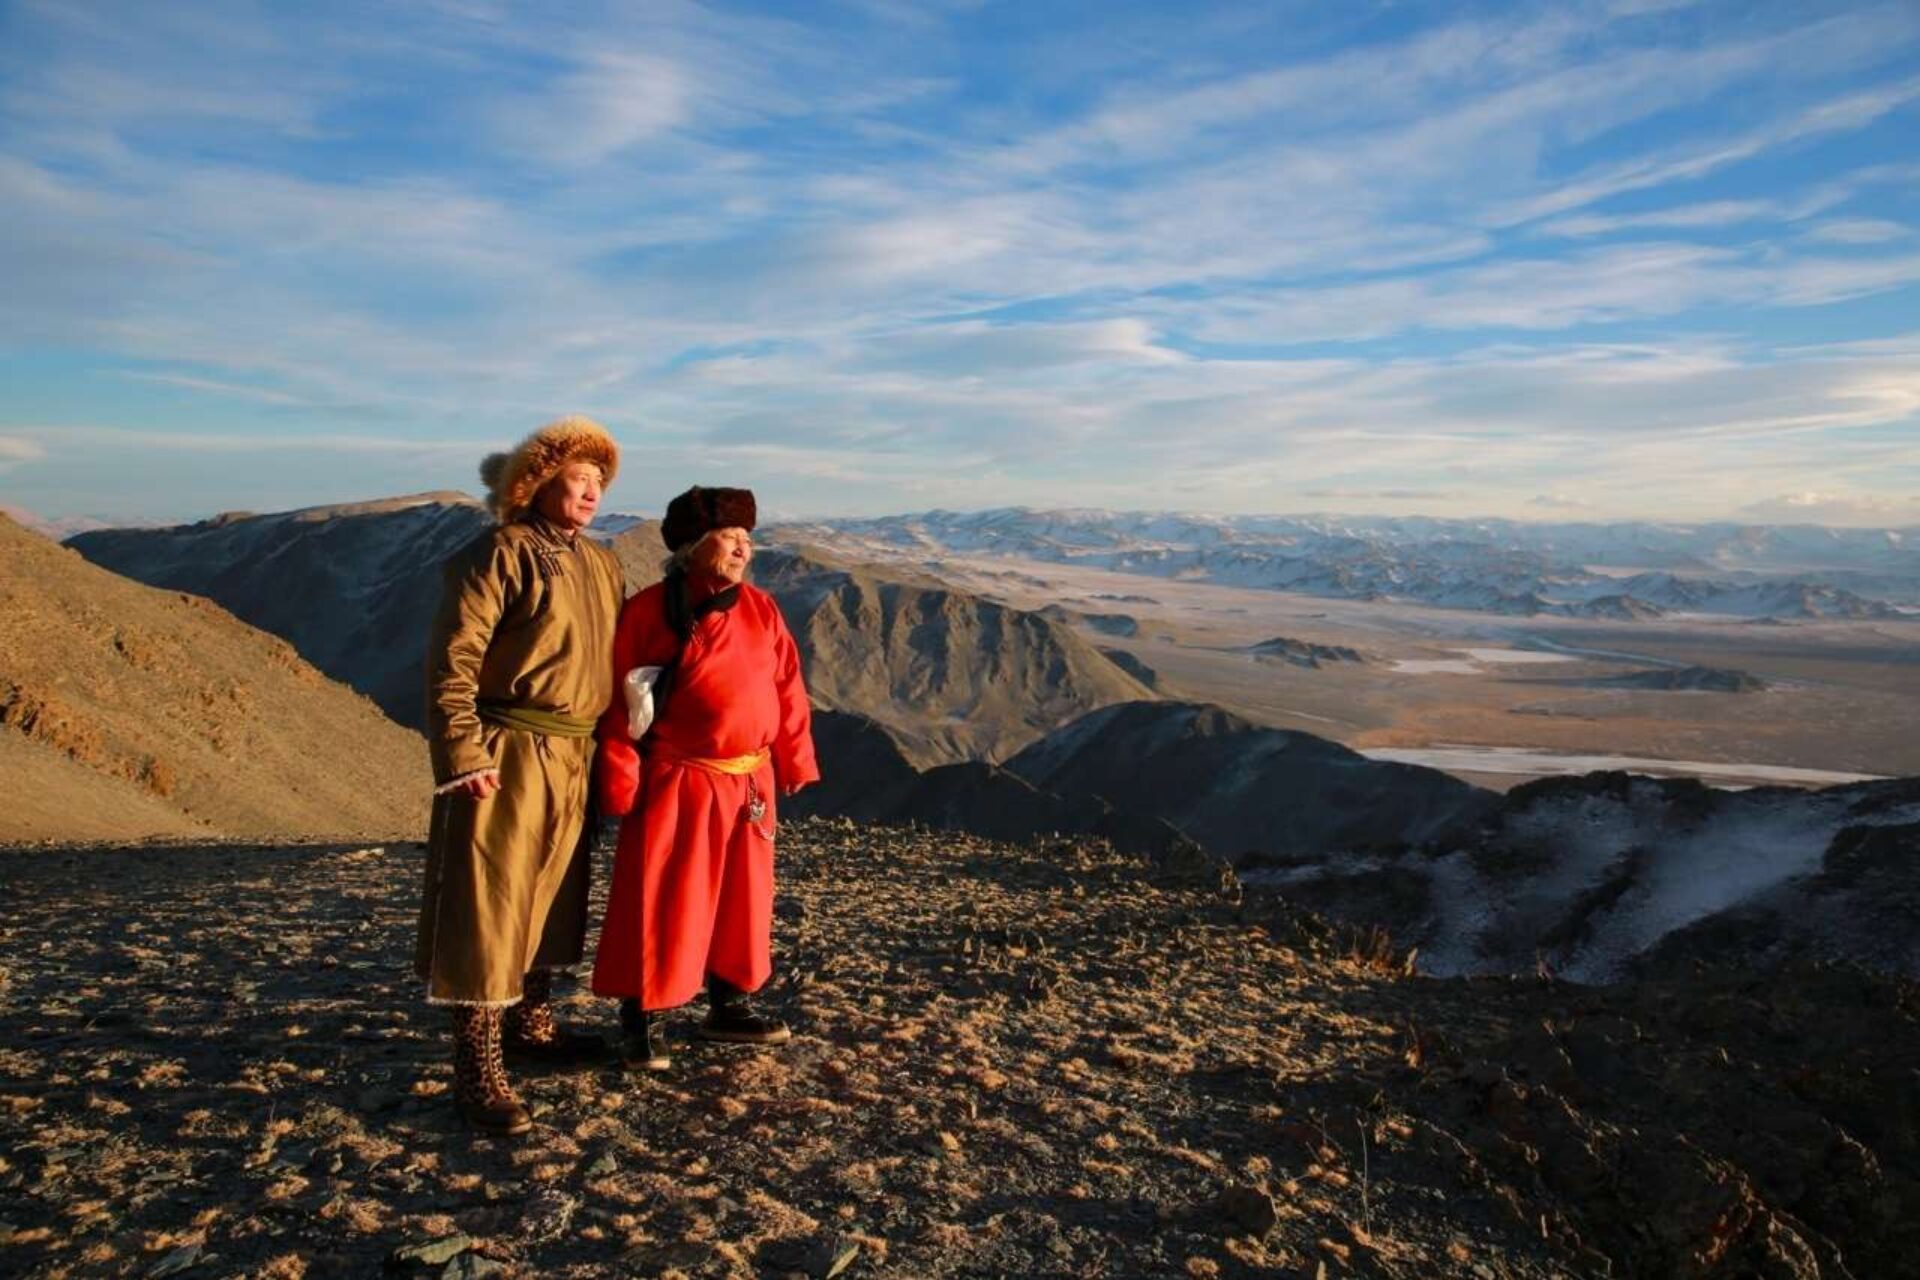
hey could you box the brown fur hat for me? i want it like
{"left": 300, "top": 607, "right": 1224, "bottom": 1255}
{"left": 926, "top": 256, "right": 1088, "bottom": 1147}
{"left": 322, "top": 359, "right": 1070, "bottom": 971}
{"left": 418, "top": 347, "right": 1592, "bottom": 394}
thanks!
{"left": 478, "top": 415, "right": 619, "bottom": 523}
{"left": 661, "top": 485, "right": 757, "bottom": 551}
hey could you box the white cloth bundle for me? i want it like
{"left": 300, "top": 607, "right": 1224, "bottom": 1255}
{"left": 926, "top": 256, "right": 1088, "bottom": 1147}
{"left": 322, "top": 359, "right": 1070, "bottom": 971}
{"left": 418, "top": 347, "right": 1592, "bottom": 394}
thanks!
{"left": 622, "top": 665, "right": 665, "bottom": 740}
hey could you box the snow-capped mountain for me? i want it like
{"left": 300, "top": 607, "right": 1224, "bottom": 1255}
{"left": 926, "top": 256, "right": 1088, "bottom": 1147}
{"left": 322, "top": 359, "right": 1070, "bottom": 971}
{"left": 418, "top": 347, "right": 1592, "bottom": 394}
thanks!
{"left": 787, "top": 509, "right": 1920, "bottom": 619}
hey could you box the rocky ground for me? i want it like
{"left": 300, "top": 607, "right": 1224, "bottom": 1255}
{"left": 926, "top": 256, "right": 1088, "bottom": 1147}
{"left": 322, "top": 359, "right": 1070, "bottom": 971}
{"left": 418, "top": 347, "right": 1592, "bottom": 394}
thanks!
{"left": 2, "top": 819, "right": 1916, "bottom": 1279}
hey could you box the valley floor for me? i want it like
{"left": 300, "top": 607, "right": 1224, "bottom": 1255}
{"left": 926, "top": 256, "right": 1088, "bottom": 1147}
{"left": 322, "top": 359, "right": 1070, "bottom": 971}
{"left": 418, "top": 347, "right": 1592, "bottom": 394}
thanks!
{"left": 913, "top": 551, "right": 1920, "bottom": 785}
{"left": 1, "top": 822, "right": 1914, "bottom": 1278}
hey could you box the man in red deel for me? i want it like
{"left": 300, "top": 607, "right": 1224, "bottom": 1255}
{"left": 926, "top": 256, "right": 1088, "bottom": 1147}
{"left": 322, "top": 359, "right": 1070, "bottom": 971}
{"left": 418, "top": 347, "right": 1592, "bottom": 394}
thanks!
{"left": 591, "top": 485, "right": 819, "bottom": 1069}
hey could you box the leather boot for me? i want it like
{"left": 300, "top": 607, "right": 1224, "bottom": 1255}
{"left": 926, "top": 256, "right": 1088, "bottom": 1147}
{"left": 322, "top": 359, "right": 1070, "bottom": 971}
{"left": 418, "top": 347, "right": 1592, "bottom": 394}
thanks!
{"left": 619, "top": 999, "right": 673, "bottom": 1071}
{"left": 695, "top": 975, "right": 791, "bottom": 1045}
{"left": 503, "top": 969, "right": 605, "bottom": 1065}
{"left": 450, "top": 1006, "right": 532, "bottom": 1136}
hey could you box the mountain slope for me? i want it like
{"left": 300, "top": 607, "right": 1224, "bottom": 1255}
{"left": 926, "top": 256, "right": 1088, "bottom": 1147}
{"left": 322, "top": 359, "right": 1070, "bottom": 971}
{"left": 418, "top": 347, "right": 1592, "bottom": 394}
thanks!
{"left": 67, "top": 502, "right": 1141, "bottom": 762}
{"left": 789, "top": 710, "right": 1185, "bottom": 853}
{"left": 68, "top": 493, "right": 493, "bottom": 730}
{"left": 1007, "top": 701, "right": 1493, "bottom": 859}
{"left": 0, "top": 514, "right": 426, "bottom": 841}
{"left": 603, "top": 518, "right": 670, "bottom": 591}
{"left": 755, "top": 547, "right": 1155, "bottom": 765}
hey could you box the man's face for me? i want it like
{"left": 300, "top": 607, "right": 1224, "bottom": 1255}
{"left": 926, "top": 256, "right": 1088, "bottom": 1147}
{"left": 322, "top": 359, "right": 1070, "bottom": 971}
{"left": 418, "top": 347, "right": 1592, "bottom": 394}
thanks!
{"left": 691, "top": 526, "right": 752, "bottom": 584}
{"left": 535, "top": 462, "right": 604, "bottom": 532}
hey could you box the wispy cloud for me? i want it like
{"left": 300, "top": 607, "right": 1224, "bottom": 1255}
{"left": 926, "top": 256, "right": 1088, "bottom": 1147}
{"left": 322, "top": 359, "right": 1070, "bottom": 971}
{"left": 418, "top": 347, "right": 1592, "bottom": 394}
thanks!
{"left": 116, "top": 372, "right": 318, "bottom": 407}
{"left": 0, "top": 436, "right": 49, "bottom": 469}
{"left": 1736, "top": 490, "right": 1920, "bottom": 524}
{"left": 1804, "top": 218, "right": 1913, "bottom": 245}
{"left": 1, "top": 1, "right": 1917, "bottom": 523}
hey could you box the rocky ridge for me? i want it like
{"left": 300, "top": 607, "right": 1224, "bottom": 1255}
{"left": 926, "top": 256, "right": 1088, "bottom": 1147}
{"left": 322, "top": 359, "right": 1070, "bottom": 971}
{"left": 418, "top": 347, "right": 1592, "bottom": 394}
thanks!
{"left": 1590, "top": 665, "right": 1767, "bottom": 692}
{"left": 752, "top": 547, "right": 1154, "bottom": 766}
{"left": 797, "top": 704, "right": 1920, "bottom": 986}
{"left": 1248, "top": 772, "right": 1920, "bottom": 981}
{"left": 1241, "top": 637, "right": 1367, "bottom": 668}
{"left": 1004, "top": 702, "right": 1491, "bottom": 861}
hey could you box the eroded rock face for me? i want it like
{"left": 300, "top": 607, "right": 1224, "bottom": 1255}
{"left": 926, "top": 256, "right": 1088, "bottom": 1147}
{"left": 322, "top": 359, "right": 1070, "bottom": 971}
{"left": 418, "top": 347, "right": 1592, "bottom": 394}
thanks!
{"left": 2, "top": 821, "right": 1914, "bottom": 1279}
{"left": 1244, "top": 772, "right": 1920, "bottom": 982}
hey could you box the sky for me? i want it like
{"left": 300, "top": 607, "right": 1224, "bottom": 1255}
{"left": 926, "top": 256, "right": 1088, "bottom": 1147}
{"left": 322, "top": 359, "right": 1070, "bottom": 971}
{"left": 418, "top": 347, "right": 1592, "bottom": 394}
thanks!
{"left": 2, "top": 0, "right": 1918, "bottom": 527}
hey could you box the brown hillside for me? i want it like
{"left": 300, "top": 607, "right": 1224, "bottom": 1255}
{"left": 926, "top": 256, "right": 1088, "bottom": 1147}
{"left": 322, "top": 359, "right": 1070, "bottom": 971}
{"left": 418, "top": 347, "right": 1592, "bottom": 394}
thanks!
{"left": 754, "top": 546, "right": 1155, "bottom": 765}
{"left": 603, "top": 520, "right": 670, "bottom": 592}
{"left": 67, "top": 493, "right": 492, "bottom": 730}
{"left": 0, "top": 514, "right": 428, "bottom": 842}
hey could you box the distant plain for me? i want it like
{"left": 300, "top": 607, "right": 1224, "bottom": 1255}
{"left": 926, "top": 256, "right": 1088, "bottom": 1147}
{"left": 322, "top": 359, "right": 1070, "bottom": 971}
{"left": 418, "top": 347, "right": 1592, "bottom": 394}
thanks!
{"left": 826, "top": 546, "right": 1920, "bottom": 789}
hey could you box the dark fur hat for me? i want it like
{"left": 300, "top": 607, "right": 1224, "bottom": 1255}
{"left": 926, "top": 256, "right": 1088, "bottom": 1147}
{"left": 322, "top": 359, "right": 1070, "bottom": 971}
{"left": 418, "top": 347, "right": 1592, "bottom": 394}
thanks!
{"left": 661, "top": 485, "right": 757, "bottom": 551}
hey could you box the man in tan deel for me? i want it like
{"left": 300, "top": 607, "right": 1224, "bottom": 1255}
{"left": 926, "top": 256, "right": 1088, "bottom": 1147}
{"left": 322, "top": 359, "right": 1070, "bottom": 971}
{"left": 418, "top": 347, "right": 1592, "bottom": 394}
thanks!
{"left": 416, "top": 416, "right": 626, "bottom": 1135}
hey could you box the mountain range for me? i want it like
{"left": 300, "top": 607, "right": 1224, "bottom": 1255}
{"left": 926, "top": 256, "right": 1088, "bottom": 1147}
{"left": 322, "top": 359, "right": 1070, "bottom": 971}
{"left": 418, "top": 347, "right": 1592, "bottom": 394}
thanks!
{"left": 9, "top": 495, "right": 1920, "bottom": 1278}
{"left": 68, "top": 500, "right": 1151, "bottom": 764}
{"left": 39, "top": 491, "right": 1920, "bottom": 983}
{"left": 801, "top": 698, "right": 1920, "bottom": 983}
{"left": 787, "top": 508, "right": 1920, "bottom": 619}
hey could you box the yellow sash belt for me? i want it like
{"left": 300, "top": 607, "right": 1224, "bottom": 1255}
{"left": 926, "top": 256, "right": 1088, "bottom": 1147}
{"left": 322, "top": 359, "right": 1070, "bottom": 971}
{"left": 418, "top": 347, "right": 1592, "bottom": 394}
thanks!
{"left": 650, "top": 745, "right": 771, "bottom": 775}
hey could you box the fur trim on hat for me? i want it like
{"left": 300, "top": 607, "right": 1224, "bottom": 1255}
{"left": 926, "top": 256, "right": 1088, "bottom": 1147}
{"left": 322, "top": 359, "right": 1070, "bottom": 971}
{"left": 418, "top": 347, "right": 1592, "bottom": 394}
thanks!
{"left": 661, "top": 485, "right": 757, "bottom": 551}
{"left": 479, "top": 415, "right": 619, "bottom": 524}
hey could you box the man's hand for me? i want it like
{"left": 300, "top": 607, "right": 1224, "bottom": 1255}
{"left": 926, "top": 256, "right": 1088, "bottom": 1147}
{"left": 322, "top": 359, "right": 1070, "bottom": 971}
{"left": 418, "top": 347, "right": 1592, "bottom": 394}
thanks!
{"left": 459, "top": 770, "right": 502, "bottom": 800}
{"left": 780, "top": 780, "right": 814, "bottom": 799}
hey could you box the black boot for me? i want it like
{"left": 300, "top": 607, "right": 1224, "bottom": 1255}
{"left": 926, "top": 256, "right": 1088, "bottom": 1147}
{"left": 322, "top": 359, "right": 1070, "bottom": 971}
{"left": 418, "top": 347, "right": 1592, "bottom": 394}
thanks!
{"left": 503, "top": 969, "right": 605, "bottom": 1066}
{"left": 619, "top": 999, "right": 672, "bottom": 1071}
{"left": 696, "top": 975, "right": 790, "bottom": 1045}
{"left": 450, "top": 1006, "right": 532, "bottom": 1137}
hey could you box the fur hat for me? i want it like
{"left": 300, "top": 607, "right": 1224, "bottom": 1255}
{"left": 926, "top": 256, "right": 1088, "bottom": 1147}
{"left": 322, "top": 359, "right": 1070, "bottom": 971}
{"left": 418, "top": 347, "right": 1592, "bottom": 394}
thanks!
{"left": 478, "top": 416, "right": 619, "bottom": 524}
{"left": 661, "top": 485, "right": 757, "bottom": 551}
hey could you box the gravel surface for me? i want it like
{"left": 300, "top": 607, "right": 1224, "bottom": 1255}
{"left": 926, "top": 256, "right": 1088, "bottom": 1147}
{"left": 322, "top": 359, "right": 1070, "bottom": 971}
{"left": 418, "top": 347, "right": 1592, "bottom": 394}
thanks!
{"left": 3, "top": 819, "right": 1914, "bottom": 1278}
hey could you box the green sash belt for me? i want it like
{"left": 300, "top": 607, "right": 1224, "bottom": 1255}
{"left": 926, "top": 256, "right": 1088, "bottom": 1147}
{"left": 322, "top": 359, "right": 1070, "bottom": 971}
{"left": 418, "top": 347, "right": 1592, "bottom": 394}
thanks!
{"left": 479, "top": 702, "right": 597, "bottom": 738}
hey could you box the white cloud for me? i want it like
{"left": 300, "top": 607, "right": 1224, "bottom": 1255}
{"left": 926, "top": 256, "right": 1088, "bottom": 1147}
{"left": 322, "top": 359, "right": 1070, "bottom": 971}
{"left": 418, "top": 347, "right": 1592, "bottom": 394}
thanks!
{"left": 1736, "top": 491, "right": 1920, "bottom": 525}
{"left": 1496, "top": 72, "right": 1920, "bottom": 228}
{"left": 4, "top": 2, "right": 1919, "bottom": 523}
{"left": 1804, "top": 218, "right": 1912, "bottom": 245}
{"left": 1179, "top": 243, "right": 1920, "bottom": 344}
{"left": 116, "top": 372, "right": 317, "bottom": 407}
{"left": 849, "top": 318, "right": 1183, "bottom": 376}
{"left": 1537, "top": 200, "right": 1779, "bottom": 237}
{"left": 491, "top": 51, "right": 690, "bottom": 166}
{"left": 0, "top": 436, "right": 49, "bottom": 469}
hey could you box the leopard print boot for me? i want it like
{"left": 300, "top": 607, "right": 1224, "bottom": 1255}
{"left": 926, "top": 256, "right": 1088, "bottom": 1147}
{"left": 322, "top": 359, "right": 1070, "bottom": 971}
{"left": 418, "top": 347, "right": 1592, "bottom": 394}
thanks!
{"left": 450, "top": 1006, "right": 532, "bottom": 1136}
{"left": 503, "top": 969, "right": 605, "bottom": 1066}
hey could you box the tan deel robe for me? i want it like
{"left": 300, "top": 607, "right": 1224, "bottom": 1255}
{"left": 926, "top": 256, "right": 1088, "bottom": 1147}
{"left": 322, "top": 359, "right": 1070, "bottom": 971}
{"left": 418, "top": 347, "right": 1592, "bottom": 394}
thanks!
{"left": 416, "top": 516, "right": 625, "bottom": 1006}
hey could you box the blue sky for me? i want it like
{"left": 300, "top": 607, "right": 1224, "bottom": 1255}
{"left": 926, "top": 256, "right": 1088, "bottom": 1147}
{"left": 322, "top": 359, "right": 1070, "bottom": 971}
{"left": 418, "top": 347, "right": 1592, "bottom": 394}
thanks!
{"left": 2, "top": 0, "right": 1918, "bottom": 525}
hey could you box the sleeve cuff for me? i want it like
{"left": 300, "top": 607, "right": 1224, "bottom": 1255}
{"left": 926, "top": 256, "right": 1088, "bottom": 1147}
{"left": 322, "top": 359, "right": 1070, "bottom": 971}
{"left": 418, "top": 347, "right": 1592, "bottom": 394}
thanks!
{"left": 434, "top": 767, "right": 501, "bottom": 796}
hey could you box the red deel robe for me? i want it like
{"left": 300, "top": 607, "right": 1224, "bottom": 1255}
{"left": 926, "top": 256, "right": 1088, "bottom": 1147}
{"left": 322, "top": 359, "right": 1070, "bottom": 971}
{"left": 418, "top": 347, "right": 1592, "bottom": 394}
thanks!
{"left": 590, "top": 578, "right": 819, "bottom": 1009}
